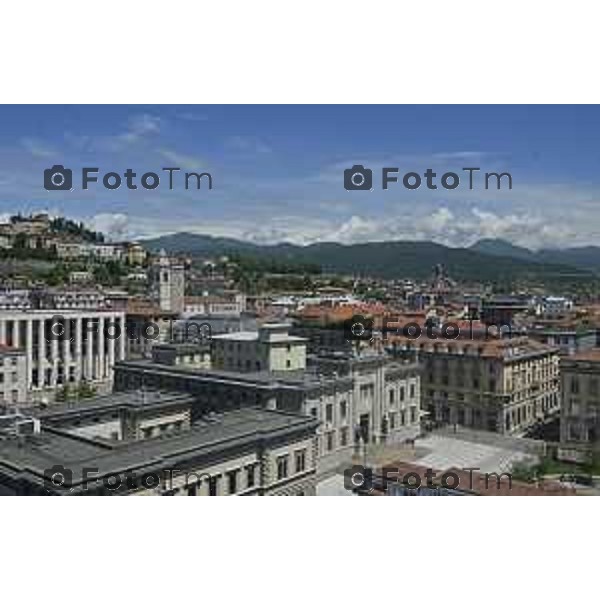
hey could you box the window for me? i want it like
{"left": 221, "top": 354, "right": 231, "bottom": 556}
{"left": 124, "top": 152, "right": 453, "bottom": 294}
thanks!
{"left": 325, "top": 404, "right": 333, "bottom": 422}
{"left": 340, "top": 400, "right": 347, "bottom": 419}
{"left": 208, "top": 476, "right": 218, "bottom": 496}
{"left": 310, "top": 407, "right": 318, "bottom": 418}
{"left": 570, "top": 377, "right": 580, "bottom": 394}
{"left": 246, "top": 464, "right": 256, "bottom": 488}
{"left": 340, "top": 427, "right": 348, "bottom": 447}
{"left": 410, "top": 406, "right": 417, "bottom": 423}
{"left": 277, "top": 456, "right": 289, "bottom": 480}
{"left": 400, "top": 410, "right": 406, "bottom": 426}
{"left": 400, "top": 387, "right": 405, "bottom": 402}
{"left": 326, "top": 431, "right": 335, "bottom": 452}
{"left": 389, "top": 412, "right": 396, "bottom": 430}
{"left": 227, "top": 470, "right": 238, "bottom": 495}
{"left": 389, "top": 389, "right": 395, "bottom": 405}
{"left": 286, "top": 360, "right": 291, "bottom": 368}
{"left": 295, "top": 450, "right": 306, "bottom": 473}
{"left": 409, "top": 384, "right": 415, "bottom": 398}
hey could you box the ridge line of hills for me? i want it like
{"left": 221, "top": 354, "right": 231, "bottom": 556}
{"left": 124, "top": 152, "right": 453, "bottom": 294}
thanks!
{"left": 139, "top": 232, "right": 600, "bottom": 283}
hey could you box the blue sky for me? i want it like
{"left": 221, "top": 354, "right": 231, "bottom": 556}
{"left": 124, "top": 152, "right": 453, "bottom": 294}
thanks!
{"left": 0, "top": 105, "right": 599, "bottom": 248}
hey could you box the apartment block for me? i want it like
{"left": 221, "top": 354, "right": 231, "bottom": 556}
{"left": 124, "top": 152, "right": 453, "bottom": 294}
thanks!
{"left": 560, "top": 351, "right": 600, "bottom": 455}
{"left": 412, "top": 337, "right": 559, "bottom": 434}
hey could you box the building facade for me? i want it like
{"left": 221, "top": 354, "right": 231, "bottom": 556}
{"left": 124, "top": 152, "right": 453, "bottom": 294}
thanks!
{"left": 0, "top": 310, "right": 126, "bottom": 402}
{"left": 113, "top": 347, "right": 422, "bottom": 476}
{"left": 0, "top": 346, "right": 27, "bottom": 406}
{"left": 410, "top": 337, "right": 560, "bottom": 435}
{"left": 560, "top": 351, "right": 600, "bottom": 458}
{"left": 0, "top": 397, "right": 318, "bottom": 496}
{"left": 212, "top": 323, "right": 306, "bottom": 373}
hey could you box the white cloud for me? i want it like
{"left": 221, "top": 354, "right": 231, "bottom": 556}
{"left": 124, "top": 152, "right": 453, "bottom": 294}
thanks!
{"left": 20, "top": 137, "right": 58, "bottom": 158}
{"left": 87, "top": 213, "right": 130, "bottom": 240}
{"left": 157, "top": 149, "right": 206, "bottom": 170}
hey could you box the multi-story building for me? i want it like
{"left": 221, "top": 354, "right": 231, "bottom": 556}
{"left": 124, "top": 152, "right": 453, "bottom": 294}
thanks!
{"left": 151, "top": 342, "right": 211, "bottom": 369}
{"left": 0, "top": 346, "right": 27, "bottom": 406}
{"left": 212, "top": 323, "right": 306, "bottom": 373}
{"left": 91, "top": 244, "right": 123, "bottom": 262}
{"left": 528, "top": 324, "right": 597, "bottom": 357}
{"left": 55, "top": 242, "right": 93, "bottom": 261}
{"left": 0, "top": 288, "right": 31, "bottom": 310}
{"left": 0, "top": 392, "right": 318, "bottom": 496}
{"left": 124, "top": 299, "right": 178, "bottom": 358}
{"left": 183, "top": 292, "right": 246, "bottom": 317}
{"left": 410, "top": 336, "right": 559, "bottom": 434}
{"left": 560, "top": 351, "right": 600, "bottom": 460}
{"left": 0, "top": 310, "right": 126, "bottom": 402}
{"left": 125, "top": 242, "right": 148, "bottom": 266}
{"left": 32, "top": 288, "right": 108, "bottom": 311}
{"left": 113, "top": 339, "right": 421, "bottom": 475}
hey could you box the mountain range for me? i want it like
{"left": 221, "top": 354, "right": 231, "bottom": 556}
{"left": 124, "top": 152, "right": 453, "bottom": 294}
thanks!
{"left": 470, "top": 238, "right": 600, "bottom": 273}
{"left": 140, "top": 232, "right": 600, "bottom": 284}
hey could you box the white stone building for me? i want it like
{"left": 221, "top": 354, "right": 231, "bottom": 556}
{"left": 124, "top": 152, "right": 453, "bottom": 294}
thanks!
{"left": 212, "top": 323, "right": 307, "bottom": 372}
{"left": 0, "top": 310, "right": 126, "bottom": 402}
{"left": 0, "top": 346, "right": 27, "bottom": 406}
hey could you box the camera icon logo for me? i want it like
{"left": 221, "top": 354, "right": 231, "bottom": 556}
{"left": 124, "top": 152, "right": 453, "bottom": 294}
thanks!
{"left": 344, "top": 164, "right": 372, "bottom": 191}
{"left": 44, "top": 165, "right": 73, "bottom": 191}
{"left": 344, "top": 314, "right": 374, "bottom": 342}
{"left": 344, "top": 465, "right": 373, "bottom": 492}
{"left": 43, "top": 465, "right": 73, "bottom": 492}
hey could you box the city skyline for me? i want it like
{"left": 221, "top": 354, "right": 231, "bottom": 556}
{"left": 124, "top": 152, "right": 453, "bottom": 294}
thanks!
{"left": 1, "top": 105, "right": 600, "bottom": 249}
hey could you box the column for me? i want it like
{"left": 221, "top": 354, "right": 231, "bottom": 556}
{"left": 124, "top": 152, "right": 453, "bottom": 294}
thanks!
{"left": 13, "top": 319, "right": 20, "bottom": 348}
{"left": 38, "top": 318, "right": 46, "bottom": 388}
{"left": 98, "top": 316, "right": 105, "bottom": 380}
{"left": 0, "top": 319, "right": 6, "bottom": 345}
{"left": 62, "top": 318, "right": 71, "bottom": 384}
{"left": 107, "top": 316, "right": 115, "bottom": 378}
{"left": 74, "top": 317, "right": 82, "bottom": 383}
{"left": 118, "top": 315, "right": 126, "bottom": 361}
{"left": 26, "top": 319, "right": 33, "bottom": 389}
{"left": 86, "top": 317, "right": 94, "bottom": 380}
{"left": 50, "top": 319, "right": 59, "bottom": 388}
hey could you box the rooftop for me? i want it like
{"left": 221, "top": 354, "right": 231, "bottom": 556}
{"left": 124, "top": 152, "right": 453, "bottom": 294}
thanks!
{"left": 0, "top": 407, "right": 317, "bottom": 490}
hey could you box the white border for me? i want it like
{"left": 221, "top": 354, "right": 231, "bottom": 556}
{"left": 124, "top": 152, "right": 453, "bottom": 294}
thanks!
{"left": 3, "top": 498, "right": 597, "bottom": 599}
{"left": 2, "top": 1, "right": 599, "bottom": 103}
{"left": 2, "top": 1, "right": 598, "bottom": 596}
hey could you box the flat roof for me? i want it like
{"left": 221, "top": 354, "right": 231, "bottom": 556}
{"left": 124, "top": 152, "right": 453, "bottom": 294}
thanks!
{"left": 0, "top": 407, "right": 317, "bottom": 489}
{"left": 213, "top": 331, "right": 306, "bottom": 343}
{"left": 115, "top": 359, "right": 354, "bottom": 391}
{"left": 34, "top": 390, "right": 196, "bottom": 420}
